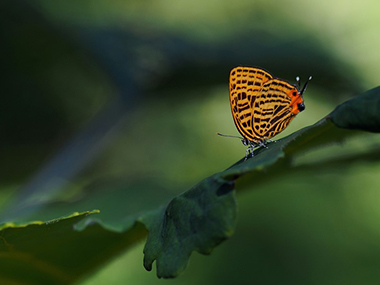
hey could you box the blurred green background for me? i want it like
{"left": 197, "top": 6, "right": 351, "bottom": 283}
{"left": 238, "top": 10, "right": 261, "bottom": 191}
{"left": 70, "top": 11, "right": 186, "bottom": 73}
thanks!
{"left": 2, "top": 0, "right": 380, "bottom": 284}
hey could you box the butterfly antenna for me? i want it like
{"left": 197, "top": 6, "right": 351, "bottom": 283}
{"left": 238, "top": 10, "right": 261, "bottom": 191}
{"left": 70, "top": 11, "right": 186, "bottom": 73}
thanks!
{"left": 216, "top": 133, "right": 243, "bottom": 139}
{"left": 300, "top": 76, "right": 312, "bottom": 95}
{"left": 296, "top": 76, "right": 301, "bottom": 90}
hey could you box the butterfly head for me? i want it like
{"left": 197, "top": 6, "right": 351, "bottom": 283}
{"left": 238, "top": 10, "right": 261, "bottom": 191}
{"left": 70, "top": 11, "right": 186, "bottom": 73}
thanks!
{"left": 291, "top": 76, "right": 312, "bottom": 114}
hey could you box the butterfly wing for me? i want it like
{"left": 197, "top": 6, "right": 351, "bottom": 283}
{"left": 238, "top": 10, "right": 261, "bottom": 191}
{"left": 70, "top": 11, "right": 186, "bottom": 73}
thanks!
{"left": 229, "top": 67, "right": 272, "bottom": 143}
{"left": 252, "top": 78, "right": 302, "bottom": 140}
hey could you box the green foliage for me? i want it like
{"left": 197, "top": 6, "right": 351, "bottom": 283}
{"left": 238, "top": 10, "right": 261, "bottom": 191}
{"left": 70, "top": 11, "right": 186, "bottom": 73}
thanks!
{"left": 1, "top": 87, "right": 379, "bottom": 283}
{"left": 142, "top": 177, "right": 236, "bottom": 278}
{"left": 331, "top": 87, "right": 380, "bottom": 132}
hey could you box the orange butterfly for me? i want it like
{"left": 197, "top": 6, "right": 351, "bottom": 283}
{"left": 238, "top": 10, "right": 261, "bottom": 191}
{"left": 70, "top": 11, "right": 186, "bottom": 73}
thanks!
{"left": 223, "top": 66, "right": 311, "bottom": 158}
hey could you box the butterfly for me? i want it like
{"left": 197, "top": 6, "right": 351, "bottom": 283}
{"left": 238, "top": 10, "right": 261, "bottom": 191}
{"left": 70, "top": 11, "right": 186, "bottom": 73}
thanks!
{"left": 223, "top": 66, "right": 311, "bottom": 158}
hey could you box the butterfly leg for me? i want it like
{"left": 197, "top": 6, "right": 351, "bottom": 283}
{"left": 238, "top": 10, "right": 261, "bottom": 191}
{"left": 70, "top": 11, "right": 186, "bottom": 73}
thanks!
{"left": 246, "top": 140, "right": 267, "bottom": 159}
{"left": 244, "top": 148, "right": 251, "bottom": 160}
{"left": 245, "top": 147, "right": 254, "bottom": 160}
{"left": 258, "top": 140, "right": 268, "bottom": 149}
{"left": 244, "top": 142, "right": 258, "bottom": 160}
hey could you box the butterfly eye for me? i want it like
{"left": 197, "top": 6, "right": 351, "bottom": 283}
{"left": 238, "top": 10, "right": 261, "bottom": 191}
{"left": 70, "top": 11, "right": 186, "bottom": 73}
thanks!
{"left": 292, "top": 91, "right": 298, "bottom": 96}
{"left": 297, "top": 102, "right": 305, "bottom": 111}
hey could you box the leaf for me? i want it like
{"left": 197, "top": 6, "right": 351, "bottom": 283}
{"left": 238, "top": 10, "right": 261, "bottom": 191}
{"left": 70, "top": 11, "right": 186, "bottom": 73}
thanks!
{"left": 0, "top": 210, "right": 147, "bottom": 285}
{"left": 0, "top": 181, "right": 172, "bottom": 284}
{"left": 330, "top": 86, "right": 380, "bottom": 132}
{"left": 141, "top": 177, "right": 236, "bottom": 278}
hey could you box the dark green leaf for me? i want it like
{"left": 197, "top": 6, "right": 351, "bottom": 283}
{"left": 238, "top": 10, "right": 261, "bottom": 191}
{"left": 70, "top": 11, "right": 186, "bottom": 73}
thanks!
{"left": 330, "top": 86, "right": 380, "bottom": 132}
{"left": 141, "top": 177, "right": 236, "bottom": 278}
{"left": 0, "top": 211, "right": 144, "bottom": 285}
